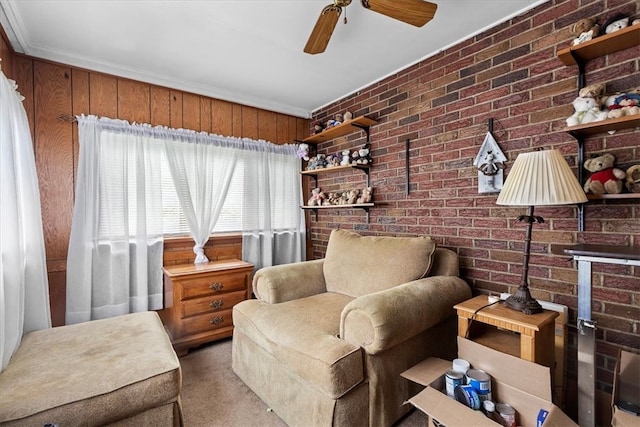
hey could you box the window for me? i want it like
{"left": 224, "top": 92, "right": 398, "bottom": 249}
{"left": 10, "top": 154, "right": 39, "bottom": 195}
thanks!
{"left": 97, "top": 132, "right": 243, "bottom": 238}
{"left": 161, "top": 156, "right": 243, "bottom": 235}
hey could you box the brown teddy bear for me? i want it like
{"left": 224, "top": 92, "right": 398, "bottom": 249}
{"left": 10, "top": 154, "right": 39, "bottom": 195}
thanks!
{"left": 570, "top": 17, "right": 600, "bottom": 45}
{"left": 625, "top": 165, "right": 640, "bottom": 193}
{"left": 357, "top": 187, "right": 373, "bottom": 204}
{"left": 583, "top": 153, "right": 626, "bottom": 194}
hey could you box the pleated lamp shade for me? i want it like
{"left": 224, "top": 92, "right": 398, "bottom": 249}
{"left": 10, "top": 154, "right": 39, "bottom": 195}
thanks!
{"left": 496, "top": 150, "right": 588, "bottom": 206}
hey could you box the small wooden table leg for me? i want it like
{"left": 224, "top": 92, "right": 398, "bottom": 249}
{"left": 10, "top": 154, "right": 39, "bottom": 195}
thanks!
{"left": 458, "top": 315, "right": 471, "bottom": 339}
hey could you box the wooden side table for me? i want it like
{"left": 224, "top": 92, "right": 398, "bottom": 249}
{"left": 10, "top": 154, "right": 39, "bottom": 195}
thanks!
{"left": 454, "top": 295, "right": 558, "bottom": 368}
{"left": 163, "top": 259, "right": 253, "bottom": 356}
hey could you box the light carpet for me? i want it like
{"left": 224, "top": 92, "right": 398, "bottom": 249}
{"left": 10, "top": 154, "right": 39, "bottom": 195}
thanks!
{"left": 179, "top": 338, "right": 427, "bottom": 426}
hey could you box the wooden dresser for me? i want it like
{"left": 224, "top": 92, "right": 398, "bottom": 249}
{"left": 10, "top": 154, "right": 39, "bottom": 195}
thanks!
{"left": 163, "top": 259, "right": 253, "bottom": 356}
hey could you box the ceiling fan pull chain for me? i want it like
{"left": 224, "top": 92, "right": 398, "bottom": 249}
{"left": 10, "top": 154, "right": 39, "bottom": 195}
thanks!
{"left": 344, "top": 7, "right": 348, "bottom": 24}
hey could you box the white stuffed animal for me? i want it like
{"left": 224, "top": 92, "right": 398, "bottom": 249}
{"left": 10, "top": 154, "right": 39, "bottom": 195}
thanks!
{"left": 566, "top": 96, "right": 607, "bottom": 127}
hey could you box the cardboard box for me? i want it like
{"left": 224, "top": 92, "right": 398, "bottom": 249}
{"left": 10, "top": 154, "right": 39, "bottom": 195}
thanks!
{"left": 612, "top": 350, "right": 640, "bottom": 427}
{"left": 402, "top": 337, "right": 577, "bottom": 427}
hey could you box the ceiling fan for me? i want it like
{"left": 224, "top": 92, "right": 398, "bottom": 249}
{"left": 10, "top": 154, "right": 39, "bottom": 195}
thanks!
{"left": 304, "top": 0, "right": 437, "bottom": 55}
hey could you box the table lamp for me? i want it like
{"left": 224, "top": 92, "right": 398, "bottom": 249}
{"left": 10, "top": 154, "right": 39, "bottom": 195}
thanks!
{"left": 496, "top": 149, "right": 588, "bottom": 314}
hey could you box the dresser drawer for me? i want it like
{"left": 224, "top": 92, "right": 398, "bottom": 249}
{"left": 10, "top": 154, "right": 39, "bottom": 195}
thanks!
{"left": 179, "top": 270, "right": 248, "bottom": 300}
{"left": 181, "top": 290, "right": 246, "bottom": 318}
{"left": 181, "top": 309, "right": 233, "bottom": 336}
{"left": 163, "top": 259, "right": 253, "bottom": 355}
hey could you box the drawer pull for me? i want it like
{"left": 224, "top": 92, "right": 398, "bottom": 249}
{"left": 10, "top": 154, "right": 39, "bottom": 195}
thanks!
{"left": 209, "top": 282, "right": 223, "bottom": 291}
{"left": 210, "top": 316, "right": 224, "bottom": 325}
{"left": 210, "top": 299, "right": 224, "bottom": 309}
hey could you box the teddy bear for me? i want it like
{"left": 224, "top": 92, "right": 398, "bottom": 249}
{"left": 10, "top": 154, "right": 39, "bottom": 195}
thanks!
{"left": 570, "top": 17, "right": 600, "bottom": 45}
{"left": 326, "top": 152, "right": 341, "bottom": 168}
{"left": 625, "top": 165, "right": 640, "bottom": 193}
{"left": 324, "top": 192, "right": 340, "bottom": 206}
{"left": 307, "top": 188, "right": 326, "bottom": 206}
{"left": 352, "top": 145, "right": 373, "bottom": 165}
{"left": 340, "top": 149, "right": 351, "bottom": 166}
{"left": 315, "top": 153, "right": 327, "bottom": 169}
{"left": 325, "top": 119, "right": 339, "bottom": 129}
{"left": 357, "top": 187, "right": 373, "bottom": 204}
{"left": 579, "top": 83, "right": 606, "bottom": 99}
{"left": 607, "top": 93, "right": 640, "bottom": 119}
{"left": 583, "top": 153, "right": 626, "bottom": 194}
{"left": 345, "top": 189, "right": 359, "bottom": 205}
{"left": 566, "top": 83, "right": 607, "bottom": 127}
{"left": 296, "top": 143, "right": 310, "bottom": 161}
{"left": 603, "top": 14, "right": 629, "bottom": 34}
{"left": 566, "top": 96, "right": 607, "bottom": 126}
{"left": 312, "top": 120, "right": 324, "bottom": 134}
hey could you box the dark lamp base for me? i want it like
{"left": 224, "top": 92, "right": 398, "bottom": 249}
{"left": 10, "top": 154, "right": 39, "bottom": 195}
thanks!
{"left": 504, "top": 286, "right": 543, "bottom": 315}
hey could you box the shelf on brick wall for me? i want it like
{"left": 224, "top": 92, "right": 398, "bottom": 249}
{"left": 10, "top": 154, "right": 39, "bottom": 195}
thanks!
{"left": 300, "top": 164, "right": 371, "bottom": 176}
{"left": 301, "top": 203, "right": 375, "bottom": 222}
{"left": 556, "top": 24, "right": 640, "bottom": 66}
{"left": 565, "top": 115, "right": 640, "bottom": 138}
{"left": 303, "top": 116, "right": 377, "bottom": 144}
{"left": 558, "top": 23, "right": 640, "bottom": 228}
{"left": 586, "top": 193, "right": 640, "bottom": 200}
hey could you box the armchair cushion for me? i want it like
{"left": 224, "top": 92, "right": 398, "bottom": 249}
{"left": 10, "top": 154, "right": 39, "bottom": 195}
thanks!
{"left": 233, "top": 292, "right": 363, "bottom": 398}
{"left": 323, "top": 229, "right": 436, "bottom": 297}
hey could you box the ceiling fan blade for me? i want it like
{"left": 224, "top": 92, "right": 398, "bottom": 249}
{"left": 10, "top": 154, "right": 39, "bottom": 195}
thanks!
{"left": 304, "top": 5, "right": 342, "bottom": 55}
{"left": 362, "top": 0, "right": 437, "bottom": 27}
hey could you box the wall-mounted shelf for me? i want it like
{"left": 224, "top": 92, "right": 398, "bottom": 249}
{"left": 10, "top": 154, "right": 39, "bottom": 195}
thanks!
{"left": 556, "top": 24, "right": 640, "bottom": 66}
{"left": 586, "top": 193, "right": 640, "bottom": 200}
{"left": 557, "top": 24, "right": 640, "bottom": 231}
{"left": 301, "top": 203, "right": 375, "bottom": 222}
{"left": 300, "top": 164, "right": 371, "bottom": 176}
{"left": 301, "top": 164, "right": 371, "bottom": 187}
{"left": 300, "top": 117, "right": 377, "bottom": 223}
{"left": 303, "top": 116, "right": 377, "bottom": 144}
{"left": 566, "top": 115, "right": 640, "bottom": 138}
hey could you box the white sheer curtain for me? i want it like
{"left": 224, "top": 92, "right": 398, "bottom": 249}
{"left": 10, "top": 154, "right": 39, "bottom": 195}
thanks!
{"left": 67, "top": 115, "right": 305, "bottom": 323}
{"left": 241, "top": 141, "right": 305, "bottom": 270}
{"left": 0, "top": 70, "right": 51, "bottom": 371}
{"left": 163, "top": 132, "right": 237, "bottom": 263}
{"left": 67, "top": 116, "right": 164, "bottom": 324}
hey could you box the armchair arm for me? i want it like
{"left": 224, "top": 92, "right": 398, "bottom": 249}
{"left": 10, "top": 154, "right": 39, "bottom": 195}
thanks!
{"left": 340, "top": 276, "right": 471, "bottom": 354}
{"left": 253, "top": 259, "right": 327, "bottom": 304}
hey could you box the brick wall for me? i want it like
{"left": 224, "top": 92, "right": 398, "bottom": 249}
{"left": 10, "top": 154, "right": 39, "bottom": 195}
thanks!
{"left": 308, "top": 0, "right": 640, "bottom": 400}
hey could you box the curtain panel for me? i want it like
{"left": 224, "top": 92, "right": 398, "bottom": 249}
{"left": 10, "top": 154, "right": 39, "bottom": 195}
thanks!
{"left": 67, "top": 115, "right": 304, "bottom": 324}
{"left": 0, "top": 71, "right": 51, "bottom": 371}
{"left": 240, "top": 141, "right": 306, "bottom": 270}
{"left": 67, "top": 116, "right": 165, "bottom": 324}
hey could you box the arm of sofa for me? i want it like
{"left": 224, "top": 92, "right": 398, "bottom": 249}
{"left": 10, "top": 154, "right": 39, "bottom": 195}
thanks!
{"left": 340, "top": 276, "right": 471, "bottom": 354}
{"left": 253, "top": 259, "right": 327, "bottom": 304}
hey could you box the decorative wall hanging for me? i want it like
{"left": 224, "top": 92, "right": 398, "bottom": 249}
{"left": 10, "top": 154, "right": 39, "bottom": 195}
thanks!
{"left": 473, "top": 119, "right": 506, "bottom": 194}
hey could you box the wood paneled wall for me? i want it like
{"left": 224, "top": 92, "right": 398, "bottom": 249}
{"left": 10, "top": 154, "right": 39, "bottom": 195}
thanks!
{"left": 0, "top": 27, "right": 12, "bottom": 77}
{"left": 0, "top": 41, "right": 309, "bottom": 326}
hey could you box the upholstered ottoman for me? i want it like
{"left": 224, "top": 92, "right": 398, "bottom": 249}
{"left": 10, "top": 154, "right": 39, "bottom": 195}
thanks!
{"left": 0, "top": 311, "right": 183, "bottom": 426}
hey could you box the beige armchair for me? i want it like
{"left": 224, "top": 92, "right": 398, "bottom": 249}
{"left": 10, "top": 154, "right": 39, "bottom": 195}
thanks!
{"left": 232, "top": 229, "right": 471, "bottom": 426}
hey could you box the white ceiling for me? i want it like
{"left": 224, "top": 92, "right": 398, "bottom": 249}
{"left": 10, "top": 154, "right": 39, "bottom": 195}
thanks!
{"left": 0, "top": 0, "right": 548, "bottom": 118}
